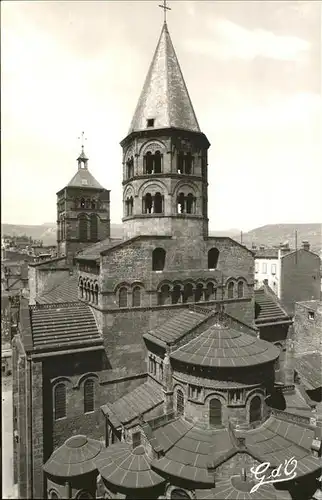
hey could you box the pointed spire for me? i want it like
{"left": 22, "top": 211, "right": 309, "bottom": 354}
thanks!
{"left": 77, "top": 132, "right": 88, "bottom": 170}
{"left": 129, "top": 22, "right": 200, "bottom": 134}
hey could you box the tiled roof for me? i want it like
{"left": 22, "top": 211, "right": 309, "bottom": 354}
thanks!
{"left": 170, "top": 324, "right": 280, "bottom": 368}
{"left": 128, "top": 22, "right": 200, "bottom": 135}
{"left": 283, "top": 387, "right": 312, "bottom": 414}
{"left": 144, "top": 308, "right": 210, "bottom": 347}
{"left": 297, "top": 300, "right": 321, "bottom": 312}
{"left": 295, "top": 353, "right": 322, "bottom": 390}
{"left": 254, "top": 249, "right": 279, "bottom": 259}
{"left": 76, "top": 238, "right": 124, "bottom": 261}
{"left": 244, "top": 415, "right": 321, "bottom": 477}
{"left": 43, "top": 435, "right": 103, "bottom": 477}
{"left": 30, "top": 302, "right": 102, "bottom": 351}
{"left": 101, "top": 382, "right": 164, "bottom": 426}
{"left": 37, "top": 273, "right": 78, "bottom": 304}
{"left": 255, "top": 287, "right": 290, "bottom": 324}
{"left": 95, "top": 442, "right": 164, "bottom": 490}
{"left": 66, "top": 167, "right": 104, "bottom": 189}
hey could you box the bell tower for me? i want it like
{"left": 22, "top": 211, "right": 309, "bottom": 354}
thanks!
{"left": 120, "top": 16, "right": 210, "bottom": 240}
{"left": 57, "top": 138, "right": 110, "bottom": 261}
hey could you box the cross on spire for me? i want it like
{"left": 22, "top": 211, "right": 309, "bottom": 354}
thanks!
{"left": 159, "top": 0, "right": 171, "bottom": 24}
{"left": 78, "top": 131, "right": 87, "bottom": 152}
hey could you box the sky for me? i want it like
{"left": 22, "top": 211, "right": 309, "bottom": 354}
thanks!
{"left": 2, "top": 0, "right": 321, "bottom": 231}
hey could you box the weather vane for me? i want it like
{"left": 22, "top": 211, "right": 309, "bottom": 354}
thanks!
{"left": 78, "top": 131, "right": 87, "bottom": 152}
{"left": 159, "top": 0, "right": 171, "bottom": 24}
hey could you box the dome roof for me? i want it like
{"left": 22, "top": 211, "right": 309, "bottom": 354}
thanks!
{"left": 170, "top": 324, "right": 279, "bottom": 369}
{"left": 95, "top": 442, "right": 164, "bottom": 490}
{"left": 43, "top": 435, "right": 103, "bottom": 477}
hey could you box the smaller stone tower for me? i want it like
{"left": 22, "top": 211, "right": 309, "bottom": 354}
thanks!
{"left": 57, "top": 145, "right": 110, "bottom": 261}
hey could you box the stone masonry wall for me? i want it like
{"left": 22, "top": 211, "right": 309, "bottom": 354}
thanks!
{"left": 293, "top": 302, "right": 322, "bottom": 356}
{"left": 280, "top": 250, "right": 320, "bottom": 315}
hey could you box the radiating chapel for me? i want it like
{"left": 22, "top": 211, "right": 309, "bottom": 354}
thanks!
{"left": 12, "top": 8, "right": 321, "bottom": 500}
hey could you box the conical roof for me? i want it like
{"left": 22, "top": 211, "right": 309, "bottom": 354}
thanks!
{"left": 129, "top": 22, "right": 200, "bottom": 134}
{"left": 171, "top": 324, "right": 280, "bottom": 368}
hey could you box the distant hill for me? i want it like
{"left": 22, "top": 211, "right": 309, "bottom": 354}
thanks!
{"left": 238, "top": 224, "right": 322, "bottom": 253}
{"left": 2, "top": 222, "right": 321, "bottom": 253}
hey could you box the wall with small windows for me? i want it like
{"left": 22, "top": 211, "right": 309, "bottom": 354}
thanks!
{"left": 293, "top": 301, "right": 322, "bottom": 357}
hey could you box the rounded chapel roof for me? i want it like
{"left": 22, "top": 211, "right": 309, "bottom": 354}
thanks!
{"left": 43, "top": 434, "right": 103, "bottom": 477}
{"left": 170, "top": 324, "right": 279, "bottom": 369}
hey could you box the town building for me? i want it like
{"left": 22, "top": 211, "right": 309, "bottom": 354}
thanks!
{"left": 12, "top": 13, "right": 321, "bottom": 500}
{"left": 254, "top": 242, "right": 321, "bottom": 315}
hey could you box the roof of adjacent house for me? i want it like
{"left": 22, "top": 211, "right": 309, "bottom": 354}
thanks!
{"left": 128, "top": 22, "right": 200, "bottom": 135}
{"left": 29, "top": 302, "right": 102, "bottom": 352}
{"left": 254, "top": 249, "right": 279, "bottom": 259}
{"left": 101, "top": 381, "right": 164, "bottom": 427}
{"left": 36, "top": 273, "right": 79, "bottom": 304}
{"left": 295, "top": 353, "right": 322, "bottom": 390}
{"left": 297, "top": 300, "right": 321, "bottom": 312}
{"left": 95, "top": 442, "right": 165, "bottom": 490}
{"left": 170, "top": 323, "right": 280, "bottom": 368}
{"left": 255, "top": 287, "right": 291, "bottom": 325}
{"left": 43, "top": 435, "right": 103, "bottom": 477}
{"left": 196, "top": 479, "right": 278, "bottom": 499}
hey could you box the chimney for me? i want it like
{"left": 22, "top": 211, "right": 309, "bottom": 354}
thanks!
{"left": 302, "top": 240, "right": 310, "bottom": 251}
{"left": 278, "top": 242, "right": 290, "bottom": 258}
{"left": 259, "top": 245, "right": 265, "bottom": 250}
{"left": 251, "top": 243, "right": 257, "bottom": 250}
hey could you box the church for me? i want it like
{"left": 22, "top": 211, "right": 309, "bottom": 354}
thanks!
{"left": 12, "top": 8, "right": 321, "bottom": 500}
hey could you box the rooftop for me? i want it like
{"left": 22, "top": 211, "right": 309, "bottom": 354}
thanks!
{"left": 43, "top": 435, "right": 103, "bottom": 477}
{"left": 29, "top": 302, "right": 102, "bottom": 352}
{"left": 128, "top": 22, "right": 200, "bottom": 135}
{"left": 295, "top": 352, "right": 322, "bottom": 390}
{"left": 170, "top": 323, "right": 280, "bottom": 368}
{"left": 102, "top": 381, "right": 164, "bottom": 427}
{"left": 76, "top": 238, "right": 124, "bottom": 261}
{"left": 255, "top": 287, "right": 290, "bottom": 325}
{"left": 36, "top": 273, "right": 78, "bottom": 304}
{"left": 297, "top": 300, "right": 321, "bottom": 312}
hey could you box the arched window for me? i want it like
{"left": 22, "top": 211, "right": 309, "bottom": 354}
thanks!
{"left": 177, "top": 192, "right": 185, "bottom": 213}
{"left": 172, "top": 285, "right": 181, "bottom": 304}
{"left": 209, "top": 398, "right": 222, "bottom": 427}
{"left": 171, "top": 490, "right": 190, "bottom": 500}
{"left": 159, "top": 284, "right": 171, "bottom": 305}
{"left": 128, "top": 196, "right": 133, "bottom": 215}
{"left": 208, "top": 248, "right": 219, "bottom": 269}
{"left": 85, "top": 281, "right": 90, "bottom": 301}
{"left": 154, "top": 151, "right": 162, "bottom": 173}
{"left": 91, "top": 200, "right": 96, "bottom": 209}
{"left": 126, "top": 156, "right": 134, "bottom": 178}
{"left": 237, "top": 281, "right": 244, "bottom": 298}
{"left": 143, "top": 193, "right": 153, "bottom": 214}
{"left": 176, "top": 389, "right": 184, "bottom": 416}
{"left": 132, "top": 286, "right": 141, "bottom": 307}
{"left": 85, "top": 199, "right": 91, "bottom": 209}
{"left": 250, "top": 396, "right": 262, "bottom": 423}
{"left": 119, "top": 287, "right": 128, "bottom": 308}
{"left": 186, "top": 193, "right": 195, "bottom": 214}
{"left": 185, "top": 153, "right": 193, "bottom": 174}
{"left": 177, "top": 152, "right": 184, "bottom": 174}
{"left": 195, "top": 283, "right": 204, "bottom": 302}
{"left": 84, "top": 379, "right": 95, "bottom": 413}
{"left": 144, "top": 152, "right": 154, "bottom": 174}
{"left": 183, "top": 283, "right": 194, "bottom": 303}
{"left": 228, "top": 282, "right": 234, "bottom": 299}
{"left": 80, "top": 197, "right": 85, "bottom": 208}
{"left": 205, "top": 282, "right": 216, "bottom": 301}
{"left": 90, "top": 283, "right": 95, "bottom": 303}
{"left": 154, "top": 192, "right": 163, "bottom": 214}
{"left": 78, "top": 214, "right": 88, "bottom": 241}
{"left": 90, "top": 214, "right": 98, "bottom": 241}
{"left": 79, "top": 279, "right": 84, "bottom": 299}
{"left": 152, "top": 248, "right": 166, "bottom": 271}
{"left": 54, "top": 383, "right": 66, "bottom": 420}
{"left": 94, "top": 284, "right": 99, "bottom": 305}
